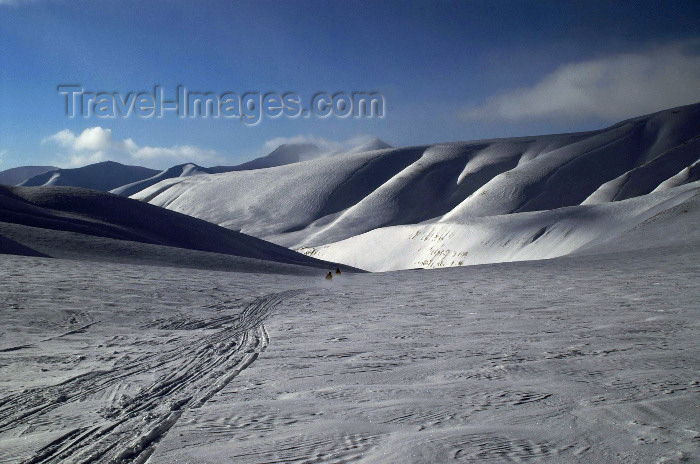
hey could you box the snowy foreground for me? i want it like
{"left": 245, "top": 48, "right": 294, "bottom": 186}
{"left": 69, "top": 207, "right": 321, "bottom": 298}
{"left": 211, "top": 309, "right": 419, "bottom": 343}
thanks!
{"left": 1, "top": 243, "right": 698, "bottom": 463}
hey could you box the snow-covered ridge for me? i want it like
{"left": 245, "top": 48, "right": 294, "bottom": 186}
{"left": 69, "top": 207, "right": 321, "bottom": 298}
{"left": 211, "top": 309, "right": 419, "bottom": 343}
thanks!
{"left": 20, "top": 161, "right": 159, "bottom": 192}
{"left": 109, "top": 141, "right": 388, "bottom": 197}
{"left": 132, "top": 103, "right": 700, "bottom": 253}
{"left": 0, "top": 185, "right": 348, "bottom": 273}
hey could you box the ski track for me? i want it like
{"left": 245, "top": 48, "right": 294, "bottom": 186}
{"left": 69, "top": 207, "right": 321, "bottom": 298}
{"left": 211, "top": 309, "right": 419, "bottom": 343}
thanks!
{"left": 0, "top": 290, "right": 301, "bottom": 464}
{"left": 1, "top": 246, "right": 698, "bottom": 463}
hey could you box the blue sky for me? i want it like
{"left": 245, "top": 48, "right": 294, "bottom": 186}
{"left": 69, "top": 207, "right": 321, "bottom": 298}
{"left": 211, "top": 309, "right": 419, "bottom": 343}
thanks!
{"left": 1, "top": 0, "right": 699, "bottom": 169}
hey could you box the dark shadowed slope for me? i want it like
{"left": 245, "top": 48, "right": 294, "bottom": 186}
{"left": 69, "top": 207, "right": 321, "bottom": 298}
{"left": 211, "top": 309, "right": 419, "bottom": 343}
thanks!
{"left": 0, "top": 166, "right": 56, "bottom": 186}
{"left": 19, "top": 161, "right": 159, "bottom": 191}
{"left": 0, "top": 185, "right": 355, "bottom": 273}
{"left": 0, "top": 234, "right": 50, "bottom": 257}
{"left": 582, "top": 135, "right": 700, "bottom": 204}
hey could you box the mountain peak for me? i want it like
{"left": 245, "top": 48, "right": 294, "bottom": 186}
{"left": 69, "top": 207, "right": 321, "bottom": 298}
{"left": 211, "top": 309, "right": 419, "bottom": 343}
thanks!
{"left": 347, "top": 138, "right": 392, "bottom": 154}
{"left": 217, "top": 143, "right": 321, "bottom": 172}
{"left": 270, "top": 142, "right": 320, "bottom": 154}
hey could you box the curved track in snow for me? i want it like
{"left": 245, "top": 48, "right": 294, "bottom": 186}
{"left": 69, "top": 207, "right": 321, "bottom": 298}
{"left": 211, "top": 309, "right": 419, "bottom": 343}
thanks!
{"left": 0, "top": 290, "right": 301, "bottom": 464}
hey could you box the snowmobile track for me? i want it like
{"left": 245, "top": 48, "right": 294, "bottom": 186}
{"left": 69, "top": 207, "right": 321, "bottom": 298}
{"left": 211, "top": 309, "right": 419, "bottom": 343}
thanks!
{"left": 0, "top": 290, "right": 301, "bottom": 464}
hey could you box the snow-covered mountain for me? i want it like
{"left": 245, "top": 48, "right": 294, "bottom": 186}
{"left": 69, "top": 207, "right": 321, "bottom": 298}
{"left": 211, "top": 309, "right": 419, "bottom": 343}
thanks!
{"left": 0, "top": 185, "right": 348, "bottom": 273}
{"left": 132, "top": 103, "right": 700, "bottom": 264}
{"left": 112, "top": 141, "right": 391, "bottom": 197}
{"left": 212, "top": 138, "right": 392, "bottom": 173}
{"left": 20, "top": 161, "right": 159, "bottom": 191}
{"left": 0, "top": 165, "right": 57, "bottom": 186}
{"left": 111, "top": 144, "right": 327, "bottom": 197}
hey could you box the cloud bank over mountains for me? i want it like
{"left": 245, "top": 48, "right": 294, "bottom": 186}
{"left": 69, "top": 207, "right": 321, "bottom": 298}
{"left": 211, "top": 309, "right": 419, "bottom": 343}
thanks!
{"left": 41, "top": 128, "right": 389, "bottom": 169}
{"left": 461, "top": 43, "right": 700, "bottom": 123}
{"left": 43, "top": 127, "right": 224, "bottom": 168}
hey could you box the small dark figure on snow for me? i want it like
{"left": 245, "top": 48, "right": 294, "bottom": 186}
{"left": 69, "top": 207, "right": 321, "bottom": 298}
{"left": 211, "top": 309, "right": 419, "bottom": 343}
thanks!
{"left": 325, "top": 272, "right": 333, "bottom": 280}
{"left": 335, "top": 268, "right": 342, "bottom": 275}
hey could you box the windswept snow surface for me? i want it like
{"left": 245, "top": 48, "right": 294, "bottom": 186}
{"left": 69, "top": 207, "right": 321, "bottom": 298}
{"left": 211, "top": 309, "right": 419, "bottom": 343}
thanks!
{"left": 0, "top": 258, "right": 312, "bottom": 463}
{"left": 0, "top": 241, "right": 697, "bottom": 463}
{"left": 133, "top": 104, "right": 700, "bottom": 250}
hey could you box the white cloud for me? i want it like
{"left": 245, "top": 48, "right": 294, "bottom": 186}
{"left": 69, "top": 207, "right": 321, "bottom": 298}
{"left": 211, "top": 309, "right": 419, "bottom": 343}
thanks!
{"left": 461, "top": 43, "right": 700, "bottom": 122}
{"left": 0, "top": 149, "right": 7, "bottom": 165}
{"left": 43, "top": 127, "right": 223, "bottom": 168}
{"left": 130, "top": 144, "right": 220, "bottom": 162}
{"left": 45, "top": 129, "right": 76, "bottom": 147}
{"left": 67, "top": 151, "right": 108, "bottom": 168}
{"left": 73, "top": 126, "right": 112, "bottom": 151}
{"left": 261, "top": 134, "right": 377, "bottom": 160}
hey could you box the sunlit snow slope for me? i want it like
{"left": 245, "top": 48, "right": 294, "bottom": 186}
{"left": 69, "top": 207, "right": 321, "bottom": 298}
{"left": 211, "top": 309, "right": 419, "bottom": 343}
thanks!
{"left": 299, "top": 182, "right": 700, "bottom": 271}
{"left": 131, "top": 104, "right": 699, "bottom": 270}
